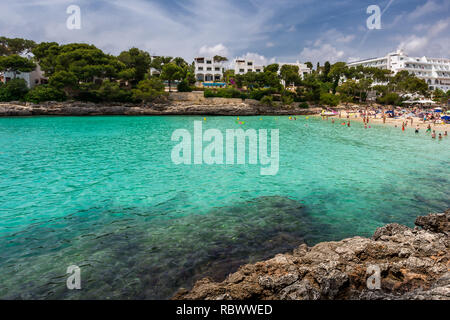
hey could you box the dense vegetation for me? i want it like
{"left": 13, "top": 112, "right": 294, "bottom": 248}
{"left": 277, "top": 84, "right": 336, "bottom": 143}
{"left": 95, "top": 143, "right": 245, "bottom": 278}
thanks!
{"left": 0, "top": 37, "right": 448, "bottom": 106}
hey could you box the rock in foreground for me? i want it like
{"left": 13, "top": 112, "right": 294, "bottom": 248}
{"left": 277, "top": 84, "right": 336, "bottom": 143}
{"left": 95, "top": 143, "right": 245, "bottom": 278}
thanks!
{"left": 173, "top": 210, "right": 449, "bottom": 300}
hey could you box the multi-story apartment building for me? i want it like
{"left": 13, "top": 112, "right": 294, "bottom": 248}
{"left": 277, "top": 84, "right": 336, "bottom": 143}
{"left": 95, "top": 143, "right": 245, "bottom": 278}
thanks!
{"left": 347, "top": 50, "right": 450, "bottom": 92}
{"left": 234, "top": 59, "right": 264, "bottom": 75}
{"left": 194, "top": 57, "right": 226, "bottom": 82}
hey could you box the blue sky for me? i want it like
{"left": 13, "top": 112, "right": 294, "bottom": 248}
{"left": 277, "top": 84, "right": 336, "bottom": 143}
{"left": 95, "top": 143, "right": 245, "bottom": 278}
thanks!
{"left": 0, "top": 0, "right": 448, "bottom": 64}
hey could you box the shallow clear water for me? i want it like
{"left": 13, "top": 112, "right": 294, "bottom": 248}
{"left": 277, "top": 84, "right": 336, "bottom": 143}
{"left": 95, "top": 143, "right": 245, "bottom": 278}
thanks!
{"left": 0, "top": 115, "right": 449, "bottom": 299}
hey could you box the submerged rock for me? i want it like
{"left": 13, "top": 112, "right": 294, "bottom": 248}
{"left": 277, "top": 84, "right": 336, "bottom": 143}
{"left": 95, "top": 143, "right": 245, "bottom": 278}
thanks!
{"left": 173, "top": 209, "right": 450, "bottom": 300}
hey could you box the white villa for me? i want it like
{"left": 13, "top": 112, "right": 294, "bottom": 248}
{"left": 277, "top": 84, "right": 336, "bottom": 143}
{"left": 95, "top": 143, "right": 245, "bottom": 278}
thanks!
{"left": 347, "top": 50, "right": 450, "bottom": 92}
{"left": 0, "top": 63, "right": 47, "bottom": 88}
{"left": 234, "top": 59, "right": 264, "bottom": 75}
{"left": 194, "top": 57, "right": 226, "bottom": 82}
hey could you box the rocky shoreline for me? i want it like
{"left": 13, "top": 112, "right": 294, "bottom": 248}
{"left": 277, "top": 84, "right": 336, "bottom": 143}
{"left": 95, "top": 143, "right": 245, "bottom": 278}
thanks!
{"left": 0, "top": 93, "right": 320, "bottom": 117}
{"left": 173, "top": 209, "right": 449, "bottom": 300}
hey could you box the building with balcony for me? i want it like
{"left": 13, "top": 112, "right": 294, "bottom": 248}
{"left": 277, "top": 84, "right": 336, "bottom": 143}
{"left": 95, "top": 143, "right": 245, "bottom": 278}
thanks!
{"left": 347, "top": 50, "right": 450, "bottom": 92}
{"left": 234, "top": 59, "right": 264, "bottom": 75}
{"left": 194, "top": 57, "right": 226, "bottom": 82}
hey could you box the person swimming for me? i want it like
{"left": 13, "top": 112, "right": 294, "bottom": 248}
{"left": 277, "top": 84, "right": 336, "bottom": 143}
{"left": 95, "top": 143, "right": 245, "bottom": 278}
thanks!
{"left": 444, "top": 131, "right": 448, "bottom": 136}
{"left": 431, "top": 130, "right": 436, "bottom": 139}
{"left": 438, "top": 133, "right": 442, "bottom": 140}
{"left": 415, "top": 125, "right": 420, "bottom": 134}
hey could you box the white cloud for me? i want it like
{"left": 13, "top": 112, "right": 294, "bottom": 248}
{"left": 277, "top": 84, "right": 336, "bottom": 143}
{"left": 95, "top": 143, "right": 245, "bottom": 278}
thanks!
{"left": 299, "top": 43, "right": 344, "bottom": 63}
{"left": 408, "top": 0, "right": 441, "bottom": 20}
{"left": 0, "top": 0, "right": 278, "bottom": 61}
{"left": 298, "top": 29, "right": 354, "bottom": 63}
{"left": 198, "top": 44, "right": 229, "bottom": 57}
{"left": 336, "top": 34, "right": 355, "bottom": 43}
{"left": 397, "top": 18, "right": 449, "bottom": 57}
{"left": 266, "top": 42, "right": 275, "bottom": 48}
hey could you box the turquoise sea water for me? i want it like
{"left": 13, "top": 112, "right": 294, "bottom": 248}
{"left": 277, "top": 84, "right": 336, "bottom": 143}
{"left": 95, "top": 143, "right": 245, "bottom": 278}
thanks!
{"left": 0, "top": 115, "right": 449, "bottom": 299}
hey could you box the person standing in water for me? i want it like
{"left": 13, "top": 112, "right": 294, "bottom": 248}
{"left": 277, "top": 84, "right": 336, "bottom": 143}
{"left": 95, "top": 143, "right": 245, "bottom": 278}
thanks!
{"left": 415, "top": 125, "right": 420, "bottom": 134}
{"left": 432, "top": 130, "right": 436, "bottom": 139}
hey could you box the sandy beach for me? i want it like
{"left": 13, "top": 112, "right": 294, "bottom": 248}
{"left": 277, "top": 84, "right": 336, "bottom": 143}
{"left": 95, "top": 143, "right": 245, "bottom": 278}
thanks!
{"left": 325, "top": 110, "right": 450, "bottom": 134}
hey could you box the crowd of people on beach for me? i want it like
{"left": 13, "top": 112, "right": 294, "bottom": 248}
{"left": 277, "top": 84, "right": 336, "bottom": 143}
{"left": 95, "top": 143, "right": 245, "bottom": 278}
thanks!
{"left": 321, "top": 105, "right": 449, "bottom": 140}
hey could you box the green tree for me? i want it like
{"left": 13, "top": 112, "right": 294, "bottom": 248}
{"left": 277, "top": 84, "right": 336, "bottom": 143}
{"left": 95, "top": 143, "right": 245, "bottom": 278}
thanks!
{"left": 0, "top": 37, "right": 36, "bottom": 56}
{"left": 328, "top": 62, "right": 348, "bottom": 94}
{"left": 0, "top": 78, "right": 29, "bottom": 101}
{"left": 264, "top": 64, "right": 279, "bottom": 74}
{"left": 161, "top": 62, "right": 183, "bottom": 92}
{"left": 213, "top": 55, "right": 228, "bottom": 63}
{"left": 320, "top": 92, "right": 339, "bottom": 106}
{"left": 118, "top": 48, "right": 152, "bottom": 84}
{"left": 280, "top": 65, "right": 300, "bottom": 87}
{"left": 95, "top": 79, "right": 132, "bottom": 102}
{"left": 25, "top": 85, "right": 66, "bottom": 103}
{"left": 49, "top": 71, "right": 78, "bottom": 96}
{"left": 150, "top": 56, "right": 173, "bottom": 73}
{"left": 320, "top": 61, "right": 331, "bottom": 83}
{"left": 33, "top": 43, "right": 123, "bottom": 83}
{"left": 132, "top": 78, "right": 166, "bottom": 102}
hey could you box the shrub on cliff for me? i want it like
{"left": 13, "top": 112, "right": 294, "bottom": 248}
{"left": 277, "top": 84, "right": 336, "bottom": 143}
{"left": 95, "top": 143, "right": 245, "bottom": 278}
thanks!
{"left": 378, "top": 92, "right": 403, "bottom": 106}
{"left": 177, "top": 80, "right": 192, "bottom": 92}
{"left": 95, "top": 80, "right": 133, "bottom": 102}
{"left": 25, "top": 85, "right": 66, "bottom": 103}
{"left": 260, "top": 95, "right": 273, "bottom": 106}
{"left": 204, "top": 88, "right": 243, "bottom": 99}
{"left": 320, "top": 92, "right": 339, "bottom": 107}
{"left": 0, "top": 78, "right": 29, "bottom": 101}
{"left": 248, "top": 88, "right": 276, "bottom": 101}
{"left": 132, "top": 78, "right": 167, "bottom": 102}
{"left": 298, "top": 102, "right": 309, "bottom": 109}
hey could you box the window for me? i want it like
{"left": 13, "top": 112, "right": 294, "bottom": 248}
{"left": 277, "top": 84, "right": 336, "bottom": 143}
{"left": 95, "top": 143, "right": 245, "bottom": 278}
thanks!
{"left": 198, "top": 67, "right": 203, "bottom": 71}
{"left": 206, "top": 60, "right": 212, "bottom": 64}
{"left": 215, "top": 67, "right": 220, "bottom": 71}
{"left": 247, "top": 62, "right": 253, "bottom": 66}
{"left": 239, "top": 69, "right": 245, "bottom": 73}
{"left": 207, "top": 67, "right": 212, "bottom": 71}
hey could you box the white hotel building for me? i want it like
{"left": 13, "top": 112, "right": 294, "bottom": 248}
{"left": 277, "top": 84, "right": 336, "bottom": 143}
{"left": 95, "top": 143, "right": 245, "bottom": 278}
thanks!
{"left": 234, "top": 59, "right": 311, "bottom": 78}
{"left": 347, "top": 50, "right": 450, "bottom": 92}
{"left": 194, "top": 57, "right": 226, "bottom": 82}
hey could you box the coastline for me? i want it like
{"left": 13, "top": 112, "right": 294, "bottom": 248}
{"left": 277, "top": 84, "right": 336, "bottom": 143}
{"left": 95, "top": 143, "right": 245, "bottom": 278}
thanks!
{"left": 325, "top": 110, "right": 450, "bottom": 133}
{"left": 0, "top": 95, "right": 320, "bottom": 117}
{"left": 173, "top": 209, "right": 449, "bottom": 300}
